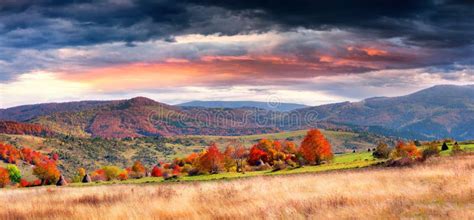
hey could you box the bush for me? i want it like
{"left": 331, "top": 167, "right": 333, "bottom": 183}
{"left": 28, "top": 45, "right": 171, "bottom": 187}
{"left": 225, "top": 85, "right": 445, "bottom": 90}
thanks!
{"left": 162, "top": 170, "right": 178, "bottom": 180}
{"left": 187, "top": 168, "right": 200, "bottom": 176}
{"left": 373, "top": 142, "right": 391, "bottom": 159}
{"left": 102, "top": 166, "right": 122, "bottom": 181}
{"left": 451, "top": 142, "right": 463, "bottom": 155}
{"left": 422, "top": 143, "right": 439, "bottom": 161}
{"left": 390, "top": 141, "right": 420, "bottom": 159}
{"left": 151, "top": 166, "right": 163, "bottom": 177}
{"left": 0, "top": 167, "right": 10, "bottom": 188}
{"left": 72, "top": 167, "right": 86, "bottom": 183}
{"left": 286, "top": 159, "right": 297, "bottom": 168}
{"left": 180, "top": 164, "right": 193, "bottom": 174}
{"left": 6, "top": 164, "right": 21, "bottom": 183}
{"left": 130, "top": 161, "right": 146, "bottom": 179}
{"left": 272, "top": 160, "right": 287, "bottom": 172}
{"left": 91, "top": 169, "right": 106, "bottom": 182}
{"left": 19, "top": 179, "right": 29, "bottom": 187}
{"left": 117, "top": 171, "right": 129, "bottom": 181}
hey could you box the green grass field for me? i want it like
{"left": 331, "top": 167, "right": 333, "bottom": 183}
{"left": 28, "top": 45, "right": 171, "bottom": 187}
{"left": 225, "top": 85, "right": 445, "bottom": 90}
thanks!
{"left": 439, "top": 142, "right": 474, "bottom": 156}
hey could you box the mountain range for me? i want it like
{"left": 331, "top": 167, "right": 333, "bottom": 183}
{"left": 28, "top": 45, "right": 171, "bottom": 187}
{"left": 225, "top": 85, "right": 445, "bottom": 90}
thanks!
{"left": 1, "top": 85, "right": 473, "bottom": 140}
{"left": 178, "top": 101, "right": 308, "bottom": 111}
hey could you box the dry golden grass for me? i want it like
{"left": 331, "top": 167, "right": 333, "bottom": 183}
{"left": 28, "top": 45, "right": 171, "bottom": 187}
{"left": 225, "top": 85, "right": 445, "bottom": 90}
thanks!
{"left": 1, "top": 155, "right": 473, "bottom": 220}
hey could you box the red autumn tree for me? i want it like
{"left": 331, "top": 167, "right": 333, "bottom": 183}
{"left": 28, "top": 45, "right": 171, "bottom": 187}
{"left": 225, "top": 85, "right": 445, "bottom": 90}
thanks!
{"left": 0, "top": 167, "right": 10, "bottom": 188}
{"left": 247, "top": 145, "right": 268, "bottom": 166}
{"left": 151, "top": 166, "right": 163, "bottom": 177}
{"left": 197, "top": 144, "right": 223, "bottom": 174}
{"left": 299, "top": 129, "right": 333, "bottom": 165}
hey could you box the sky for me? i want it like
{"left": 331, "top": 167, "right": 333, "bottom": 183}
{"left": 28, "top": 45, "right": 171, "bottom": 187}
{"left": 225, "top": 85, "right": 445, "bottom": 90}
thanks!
{"left": 0, "top": 0, "right": 473, "bottom": 108}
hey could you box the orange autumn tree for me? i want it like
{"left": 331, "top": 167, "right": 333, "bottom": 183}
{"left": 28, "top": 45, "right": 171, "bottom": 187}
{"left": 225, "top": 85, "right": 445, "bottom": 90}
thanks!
{"left": 391, "top": 141, "right": 421, "bottom": 159}
{"left": 233, "top": 146, "right": 248, "bottom": 173}
{"left": 131, "top": 161, "right": 146, "bottom": 178}
{"left": 299, "top": 129, "right": 333, "bottom": 165}
{"left": 33, "top": 160, "right": 60, "bottom": 185}
{"left": 197, "top": 144, "right": 223, "bottom": 174}
{"left": 223, "top": 146, "right": 236, "bottom": 172}
{"left": 0, "top": 167, "right": 10, "bottom": 188}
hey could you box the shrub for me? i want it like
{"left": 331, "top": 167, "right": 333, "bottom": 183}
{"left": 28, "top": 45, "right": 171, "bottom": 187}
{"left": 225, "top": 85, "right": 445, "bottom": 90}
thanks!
{"left": 162, "top": 170, "right": 178, "bottom": 180}
{"left": 0, "top": 167, "right": 10, "bottom": 187}
{"left": 372, "top": 142, "right": 391, "bottom": 159}
{"left": 91, "top": 169, "right": 106, "bottom": 182}
{"left": 181, "top": 164, "right": 193, "bottom": 174}
{"left": 117, "top": 171, "right": 129, "bottom": 181}
{"left": 286, "top": 159, "right": 297, "bottom": 168}
{"left": 131, "top": 161, "right": 146, "bottom": 179}
{"left": 272, "top": 160, "right": 287, "bottom": 172}
{"left": 187, "top": 168, "right": 200, "bottom": 176}
{"left": 102, "top": 166, "right": 122, "bottom": 181}
{"left": 151, "top": 166, "right": 163, "bottom": 177}
{"left": 6, "top": 164, "right": 21, "bottom": 183}
{"left": 19, "top": 178, "right": 29, "bottom": 187}
{"left": 72, "top": 167, "right": 86, "bottom": 183}
{"left": 422, "top": 143, "right": 439, "bottom": 161}
{"left": 451, "top": 142, "right": 463, "bottom": 155}
{"left": 390, "top": 141, "right": 420, "bottom": 159}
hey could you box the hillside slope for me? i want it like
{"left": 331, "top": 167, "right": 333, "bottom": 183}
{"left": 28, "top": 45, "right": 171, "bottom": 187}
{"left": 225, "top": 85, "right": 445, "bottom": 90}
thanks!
{"left": 1, "top": 85, "right": 473, "bottom": 140}
{"left": 29, "top": 97, "right": 280, "bottom": 138}
{"left": 292, "top": 85, "right": 474, "bottom": 140}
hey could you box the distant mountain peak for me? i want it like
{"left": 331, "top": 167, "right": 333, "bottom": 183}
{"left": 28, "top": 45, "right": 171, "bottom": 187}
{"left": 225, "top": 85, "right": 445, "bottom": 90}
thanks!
{"left": 124, "top": 97, "right": 157, "bottom": 106}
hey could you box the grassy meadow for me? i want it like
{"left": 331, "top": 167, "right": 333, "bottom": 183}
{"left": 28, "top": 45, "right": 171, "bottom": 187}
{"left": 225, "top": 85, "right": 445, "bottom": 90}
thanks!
{"left": 1, "top": 154, "right": 472, "bottom": 219}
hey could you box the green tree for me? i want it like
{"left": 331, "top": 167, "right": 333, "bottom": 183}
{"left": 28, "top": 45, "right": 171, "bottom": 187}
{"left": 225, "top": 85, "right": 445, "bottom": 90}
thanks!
{"left": 6, "top": 165, "right": 21, "bottom": 183}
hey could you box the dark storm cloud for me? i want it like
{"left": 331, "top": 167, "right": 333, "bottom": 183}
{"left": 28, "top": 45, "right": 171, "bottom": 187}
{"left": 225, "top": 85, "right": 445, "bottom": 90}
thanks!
{"left": 190, "top": 0, "right": 474, "bottom": 48}
{"left": 1, "top": 0, "right": 473, "bottom": 48}
{"left": 0, "top": 0, "right": 473, "bottom": 82}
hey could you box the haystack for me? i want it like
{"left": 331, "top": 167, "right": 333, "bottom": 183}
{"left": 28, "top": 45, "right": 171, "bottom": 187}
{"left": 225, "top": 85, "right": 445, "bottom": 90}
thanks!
{"left": 82, "top": 174, "right": 92, "bottom": 183}
{"left": 56, "top": 175, "right": 68, "bottom": 186}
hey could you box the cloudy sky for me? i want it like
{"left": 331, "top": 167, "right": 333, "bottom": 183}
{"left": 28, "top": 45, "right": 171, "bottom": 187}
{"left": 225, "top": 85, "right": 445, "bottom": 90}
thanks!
{"left": 0, "top": 0, "right": 473, "bottom": 108}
